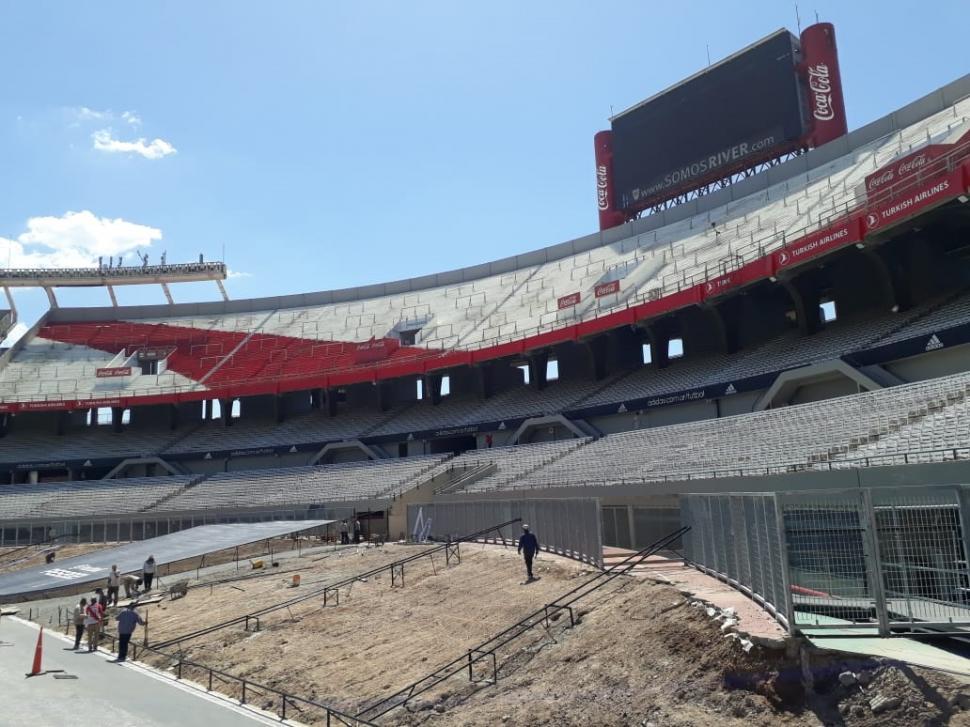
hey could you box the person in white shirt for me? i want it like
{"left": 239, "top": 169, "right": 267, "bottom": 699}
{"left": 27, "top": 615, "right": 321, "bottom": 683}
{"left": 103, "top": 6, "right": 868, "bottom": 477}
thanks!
{"left": 106, "top": 565, "right": 121, "bottom": 606}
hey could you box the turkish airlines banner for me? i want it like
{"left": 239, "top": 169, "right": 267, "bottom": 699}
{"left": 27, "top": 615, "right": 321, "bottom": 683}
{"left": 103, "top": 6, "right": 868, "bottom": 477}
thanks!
{"left": 594, "top": 280, "right": 620, "bottom": 297}
{"left": 96, "top": 366, "right": 132, "bottom": 378}
{"left": 863, "top": 167, "right": 965, "bottom": 234}
{"left": 352, "top": 338, "right": 401, "bottom": 364}
{"left": 799, "top": 23, "right": 848, "bottom": 147}
{"left": 773, "top": 217, "right": 862, "bottom": 271}
{"left": 557, "top": 292, "right": 581, "bottom": 309}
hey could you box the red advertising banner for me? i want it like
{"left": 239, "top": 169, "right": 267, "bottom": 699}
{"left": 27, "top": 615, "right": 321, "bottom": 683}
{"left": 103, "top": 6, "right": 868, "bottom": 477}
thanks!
{"left": 863, "top": 168, "right": 965, "bottom": 235}
{"left": 557, "top": 292, "right": 581, "bottom": 309}
{"left": 773, "top": 217, "right": 862, "bottom": 271}
{"left": 352, "top": 337, "right": 401, "bottom": 364}
{"left": 799, "top": 23, "right": 848, "bottom": 147}
{"left": 594, "top": 280, "right": 620, "bottom": 298}
{"left": 865, "top": 145, "right": 951, "bottom": 197}
{"left": 593, "top": 131, "right": 627, "bottom": 231}
{"left": 96, "top": 366, "right": 132, "bottom": 378}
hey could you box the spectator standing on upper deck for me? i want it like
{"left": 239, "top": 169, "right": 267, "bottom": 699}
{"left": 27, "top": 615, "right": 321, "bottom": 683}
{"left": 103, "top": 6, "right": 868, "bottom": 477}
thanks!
{"left": 517, "top": 524, "right": 539, "bottom": 582}
{"left": 142, "top": 555, "right": 157, "bottom": 591}
{"left": 114, "top": 603, "right": 145, "bottom": 663}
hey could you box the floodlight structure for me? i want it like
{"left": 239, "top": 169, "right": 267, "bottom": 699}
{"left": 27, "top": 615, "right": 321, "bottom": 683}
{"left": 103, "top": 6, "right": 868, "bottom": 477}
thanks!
{"left": 0, "top": 261, "right": 229, "bottom": 315}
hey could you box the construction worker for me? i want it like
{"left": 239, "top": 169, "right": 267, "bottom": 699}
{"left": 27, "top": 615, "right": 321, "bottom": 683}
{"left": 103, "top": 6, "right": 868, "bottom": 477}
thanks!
{"left": 72, "top": 597, "right": 88, "bottom": 650}
{"left": 142, "top": 555, "right": 157, "bottom": 591}
{"left": 106, "top": 565, "right": 121, "bottom": 606}
{"left": 121, "top": 573, "right": 142, "bottom": 599}
{"left": 517, "top": 524, "right": 539, "bottom": 582}
{"left": 114, "top": 603, "right": 145, "bottom": 663}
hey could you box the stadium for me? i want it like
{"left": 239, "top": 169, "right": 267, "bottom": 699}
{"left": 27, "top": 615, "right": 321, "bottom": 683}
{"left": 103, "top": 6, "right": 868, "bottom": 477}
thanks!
{"left": 3, "top": 13, "right": 970, "bottom": 727}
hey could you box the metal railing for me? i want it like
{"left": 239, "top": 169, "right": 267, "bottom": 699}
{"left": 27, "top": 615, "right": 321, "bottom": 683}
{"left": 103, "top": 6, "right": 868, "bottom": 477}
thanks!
{"left": 9, "top": 132, "right": 970, "bottom": 406}
{"left": 465, "top": 446, "right": 970, "bottom": 494}
{"left": 151, "top": 518, "right": 522, "bottom": 650}
{"left": 76, "top": 628, "right": 372, "bottom": 726}
{"left": 355, "top": 525, "right": 689, "bottom": 721}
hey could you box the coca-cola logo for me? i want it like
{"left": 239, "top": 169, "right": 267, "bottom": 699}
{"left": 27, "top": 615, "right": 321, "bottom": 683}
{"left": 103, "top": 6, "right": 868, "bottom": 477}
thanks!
{"left": 898, "top": 154, "right": 927, "bottom": 175}
{"left": 867, "top": 170, "right": 895, "bottom": 191}
{"left": 808, "top": 64, "right": 834, "bottom": 121}
{"left": 596, "top": 165, "right": 609, "bottom": 211}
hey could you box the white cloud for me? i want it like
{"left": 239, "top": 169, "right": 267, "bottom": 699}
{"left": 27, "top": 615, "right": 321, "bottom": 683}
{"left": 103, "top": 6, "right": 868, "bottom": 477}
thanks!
{"left": 1, "top": 322, "right": 28, "bottom": 348}
{"left": 227, "top": 270, "right": 253, "bottom": 280}
{"left": 92, "top": 129, "right": 176, "bottom": 160}
{"left": 121, "top": 110, "right": 142, "bottom": 126}
{"left": 0, "top": 211, "right": 162, "bottom": 269}
{"left": 75, "top": 106, "right": 111, "bottom": 122}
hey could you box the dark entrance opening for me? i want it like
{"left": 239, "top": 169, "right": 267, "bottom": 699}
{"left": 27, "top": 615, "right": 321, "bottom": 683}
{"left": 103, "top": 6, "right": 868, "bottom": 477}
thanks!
{"left": 429, "top": 435, "right": 477, "bottom": 456}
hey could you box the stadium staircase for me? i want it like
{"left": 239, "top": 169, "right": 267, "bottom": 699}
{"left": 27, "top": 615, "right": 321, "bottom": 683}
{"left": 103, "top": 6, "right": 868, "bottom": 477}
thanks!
{"left": 137, "top": 473, "right": 208, "bottom": 512}
{"left": 197, "top": 309, "right": 279, "bottom": 384}
{"left": 378, "top": 453, "right": 456, "bottom": 499}
{"left": 453, "top": 265, "right": 542, "bottom": 347}
{"left": 433, "top": 462, "right": 498, "bottom": 494}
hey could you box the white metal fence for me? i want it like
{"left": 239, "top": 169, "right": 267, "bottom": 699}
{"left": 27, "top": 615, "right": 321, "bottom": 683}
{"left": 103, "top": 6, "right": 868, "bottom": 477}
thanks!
{"left": 683, "top": 486, "right": 970, "bottom": 635}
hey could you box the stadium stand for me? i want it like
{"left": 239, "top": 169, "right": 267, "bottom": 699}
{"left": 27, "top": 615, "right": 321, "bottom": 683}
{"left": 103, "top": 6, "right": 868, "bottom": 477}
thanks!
{"left": 1, "top": 286, "right": 970, "bottom": 468}
{"left": 423, "top": 439, "right": 591, "bottom": 493}
{"left": 0, "top": 310, "right": 12, "bottom": 344}
{"left": 466, "top": 371, "right": 970, "bottom": 491}
{"left": 0, "top": 475, "right": 197, "bottom": 520}
{"left": 0, "top": 95, "right": 965, "bottom": 407}
{"left": 150, "top": 455, "right": 448, "bottom": 512}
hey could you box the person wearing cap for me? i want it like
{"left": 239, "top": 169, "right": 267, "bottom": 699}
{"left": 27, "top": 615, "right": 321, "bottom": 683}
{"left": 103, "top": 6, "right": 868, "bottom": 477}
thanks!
{"left": 114, "top": 603, "right": 145, "bottom": 663}
{"left": 517, "top": 524, "right": 540, "bottom": 582}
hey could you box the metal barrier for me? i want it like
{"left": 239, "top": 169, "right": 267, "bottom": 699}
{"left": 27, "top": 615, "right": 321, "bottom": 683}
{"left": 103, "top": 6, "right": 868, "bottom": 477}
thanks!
{"left": 407, "top": 498, "right": 603, "bottom": 568}
{"left": 152, "top": 518, "right": 522, "bottom": 650}
{"left": 356, "top": 525, "right": 688, "bottom": 722}
{"left": 683, "top": 486, "right": 970, "bottom": 636}
{"left": 78, "top": 629, "right": 373, "bottom": 726}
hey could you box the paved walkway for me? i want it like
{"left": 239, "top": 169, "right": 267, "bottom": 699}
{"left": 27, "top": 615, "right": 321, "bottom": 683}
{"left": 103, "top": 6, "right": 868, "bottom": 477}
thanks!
{"left": 603, "top": 546, "right": 788, "bottom": 646}
{"left": 0, "top": 616, "right": 279, "bottom": 726}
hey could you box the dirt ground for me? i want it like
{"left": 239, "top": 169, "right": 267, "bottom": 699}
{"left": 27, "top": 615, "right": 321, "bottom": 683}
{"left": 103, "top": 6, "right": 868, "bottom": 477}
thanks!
{"left": 73, "top": 542, "right": 970, "bottom": 726}
{"left": 135, "top": 543, "right": 590, "bottom": 716}
{"left": 393, "top": 580, "right": 970, "bottom": 727}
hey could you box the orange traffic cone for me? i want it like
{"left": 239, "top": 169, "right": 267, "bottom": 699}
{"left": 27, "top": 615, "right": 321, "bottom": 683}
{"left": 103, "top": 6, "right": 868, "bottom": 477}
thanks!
{"left": 25, "top": 627, "right": 43, "bottom": 677}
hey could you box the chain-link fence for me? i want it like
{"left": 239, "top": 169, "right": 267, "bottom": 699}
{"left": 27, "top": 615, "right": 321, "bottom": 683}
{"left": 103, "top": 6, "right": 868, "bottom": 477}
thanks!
{"left": 683, "top": 486, "right": 970, "bottom": 635}
{"left": 407, "top": 498, "right": 603, "bottom": 568}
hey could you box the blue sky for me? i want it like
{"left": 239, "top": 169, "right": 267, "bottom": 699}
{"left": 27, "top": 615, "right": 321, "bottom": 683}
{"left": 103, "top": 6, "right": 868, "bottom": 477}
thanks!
{"left": 1, "top": 1, "right": 968, "bottom": 342}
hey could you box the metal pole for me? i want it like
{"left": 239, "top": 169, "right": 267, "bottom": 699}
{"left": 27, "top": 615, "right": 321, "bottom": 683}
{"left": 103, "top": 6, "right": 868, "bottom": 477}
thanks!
{"left": 772, "top": 494, "right": 797, "bottom": 635}
{"left": 860, "top": 489, "right": 891, "bottom": 636}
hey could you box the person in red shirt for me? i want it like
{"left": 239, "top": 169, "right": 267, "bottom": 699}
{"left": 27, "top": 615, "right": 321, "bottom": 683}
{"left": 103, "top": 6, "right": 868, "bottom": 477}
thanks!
{"left": 84, "top": 598, "right": 103, "bottom": 652}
